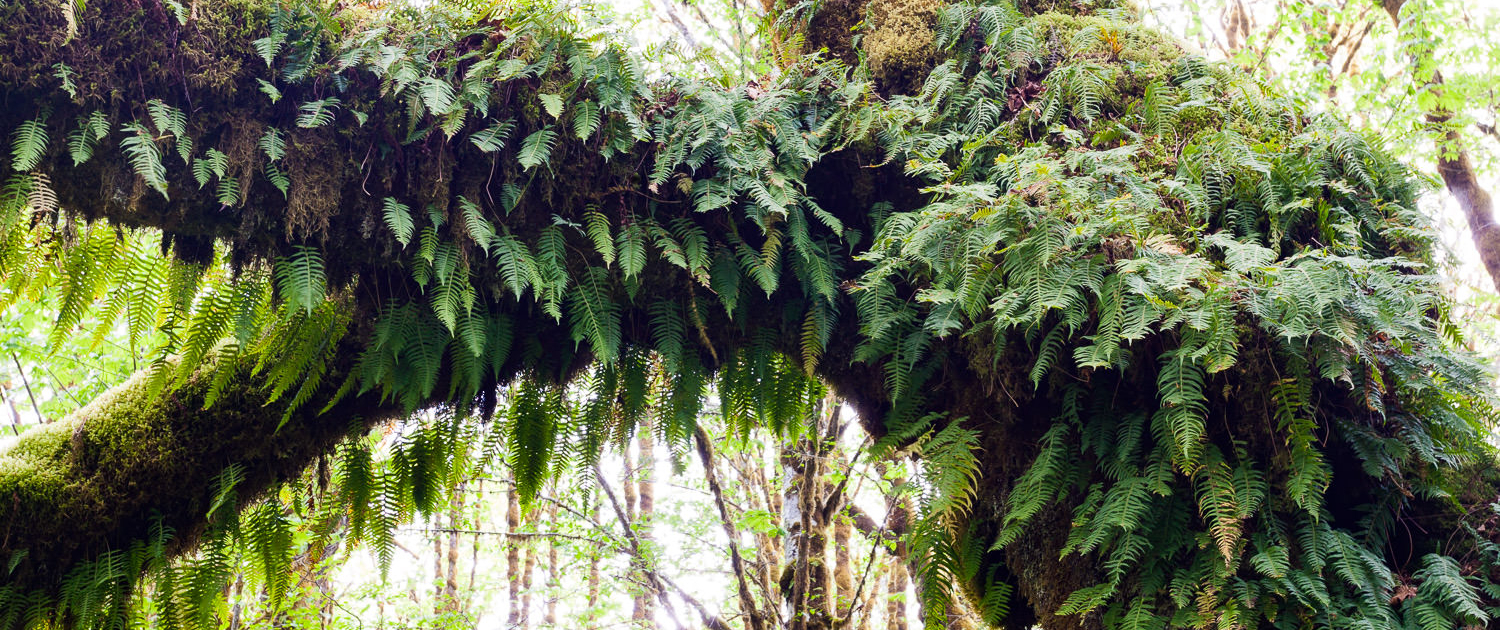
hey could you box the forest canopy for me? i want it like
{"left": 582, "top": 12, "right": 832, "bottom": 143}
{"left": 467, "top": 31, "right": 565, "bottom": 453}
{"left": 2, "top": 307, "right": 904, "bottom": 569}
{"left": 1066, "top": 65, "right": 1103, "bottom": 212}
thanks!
{"left": 0, "top": 0, "right": 1498, "bottom": 629}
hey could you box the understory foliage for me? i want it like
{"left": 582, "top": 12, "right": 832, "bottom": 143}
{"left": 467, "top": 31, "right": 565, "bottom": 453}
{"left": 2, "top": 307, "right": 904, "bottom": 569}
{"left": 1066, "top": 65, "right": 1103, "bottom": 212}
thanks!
{"left": 1, "top": 0, "right": 1498, "bottom": 628}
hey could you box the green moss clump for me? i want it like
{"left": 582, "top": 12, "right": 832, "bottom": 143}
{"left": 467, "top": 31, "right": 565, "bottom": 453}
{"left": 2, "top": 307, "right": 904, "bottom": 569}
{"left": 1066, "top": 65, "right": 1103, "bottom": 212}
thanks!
{"left": 1029, "top": 10, "right": 1185, "bottom": 90}
{"left": 0, "top": 446, "right": 67, "bottom": 506}
{"left": 2, "top": 422, "right": 71, "bottom": 462}
{"left": 863, "top": 0, "right": 944, "bottom": 95}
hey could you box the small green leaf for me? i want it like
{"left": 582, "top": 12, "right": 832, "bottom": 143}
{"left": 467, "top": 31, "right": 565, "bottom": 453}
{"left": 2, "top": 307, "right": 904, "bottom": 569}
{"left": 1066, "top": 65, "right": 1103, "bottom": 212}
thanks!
{"left": 381, "top": 197, "right": 415, "bottom": 246}
{"left": 539, "top": 93, "right": 564, "bottom": 119}
{"left": 518, "top": 128, "right": 557, "bottom": 170}
{"left": 256, "top": 79, "right": 282, "bottom": 103}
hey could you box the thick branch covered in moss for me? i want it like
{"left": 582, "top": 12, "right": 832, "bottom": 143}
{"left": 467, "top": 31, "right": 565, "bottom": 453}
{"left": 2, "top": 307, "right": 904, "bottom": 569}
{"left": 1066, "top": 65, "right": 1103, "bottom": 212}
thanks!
{"left": 0, "top": 344, "right": 398, "bottom": 589}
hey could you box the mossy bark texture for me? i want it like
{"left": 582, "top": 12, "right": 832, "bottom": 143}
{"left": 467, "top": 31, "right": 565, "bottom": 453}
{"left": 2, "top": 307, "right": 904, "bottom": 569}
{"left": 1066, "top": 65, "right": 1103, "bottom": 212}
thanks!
{"left": 0, "top": 345, "right": 399, "bottom": 590}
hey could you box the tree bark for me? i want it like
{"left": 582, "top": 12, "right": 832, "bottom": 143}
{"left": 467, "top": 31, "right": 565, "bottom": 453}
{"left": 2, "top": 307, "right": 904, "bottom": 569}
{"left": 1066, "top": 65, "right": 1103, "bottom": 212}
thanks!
{"left": 543, "top": 501, "right": 558, "bottom": 627}
{"left": 444, "top": 485, "right": 463, "bottom": 613}
{"left": 506, "top": 472, "right": 524, "bottom": 628}
{"left": 1379, "top": 0, "right": 1500, "bottom": 290}
{"left": 885, "top": 560, "right": 908, "bottom": 630}
{"left": 586, "top": 492, "right": 602, "bottom": 630}
{"left": 633, "top": 427, "right": 656, "bottom": 628}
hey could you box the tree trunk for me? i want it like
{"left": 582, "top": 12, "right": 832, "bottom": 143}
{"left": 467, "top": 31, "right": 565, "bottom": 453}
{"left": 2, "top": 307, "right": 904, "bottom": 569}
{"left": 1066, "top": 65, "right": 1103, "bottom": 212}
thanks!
{"left": 782, "top": 402, "right": 840, "bottom": 630}
{"left": 885, "top": 562, "right": 908, "bottom": 630}
{"left": 1379, "top": 0, "right": 1500, "bottom": 290}
{"left": 544, "top": 500, "right": 558, "bottom": 627}
{"left": 633, "top": 426, "right": 656, "bottom": 628}
{"left": 833, "top": 507, "right": 854, "bottom": 620}
{"left": 432, "top": 522, "right": 444, "bottom": 614}
{"left": 521, "top": 521, "right": 537, "bottom": 630}
{"left": 587, "top": 493, "right": 602, "bottom": 630}
{"left": 694, "top": 424, "right": 765, "bottom": 630}
{"left": 444, "top": 485, "right": 463, "bottom": 613}
{"left": 506, "top": 473, "right": 524, "bottom": 628}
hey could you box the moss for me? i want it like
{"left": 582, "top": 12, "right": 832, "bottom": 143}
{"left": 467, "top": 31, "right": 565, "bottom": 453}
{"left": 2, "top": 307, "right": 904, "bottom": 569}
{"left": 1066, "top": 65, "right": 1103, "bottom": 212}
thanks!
{"left": 1014, "top": 0, "right": 1135, "bottom": 16}
{"left": 1030, "top": 10, "right": 1185, "bottom": 81}
{"left": 2, "top": 423, "right": 71, "bottom": 463}
{"left": 0, "top": 422, "right": 71, "bottom": 499}
{"left": 862, "top": 0, "right": 944, "bottom": 95}
{"left": 0, "top": 347, "right": 403, "bottom": 594}
{"left": 0, "top": 0, "right": 270, "bottom": 103}
{"left": 0, "top": 456, "right": 67, "bottom": 506}
{"left": 285, "top": 128, "right": 345, "bottom": 241}
{"left": 805, "top": 0, "right": 867, "bottom": 66}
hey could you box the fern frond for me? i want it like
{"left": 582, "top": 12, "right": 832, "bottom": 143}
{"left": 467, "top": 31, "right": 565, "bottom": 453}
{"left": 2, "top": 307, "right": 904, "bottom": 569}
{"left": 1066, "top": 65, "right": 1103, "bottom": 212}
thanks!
{"left": 10, "top": 114, "right": 49, "bottom": 172}
{"left": 518, "top": 127, "right": 558, "bottom": 170}
{"left": 274, "top": 246, "right": 327, "bottom": 315}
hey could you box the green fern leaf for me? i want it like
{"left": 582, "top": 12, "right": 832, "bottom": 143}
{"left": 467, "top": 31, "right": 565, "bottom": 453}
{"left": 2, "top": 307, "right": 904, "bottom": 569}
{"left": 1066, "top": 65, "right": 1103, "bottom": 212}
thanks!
{"left": 518, "top": 127, "right": 557, "bottom": 170}
{"left": 574, "top": 100, "right": 601, "bottom": 140}
{"left": 418, "top": 77, "right": 457, "bottom": 115}
{"left": 10, "top": 114, "right": 49, "bottom": 172}
{"left": 382, "top": 197, "right": 415, "bottom": 246}
{"left": 275, "top": 246, "right": 327, "bottom": 315}
{"left": 296, "top": 98, "right": 341, "bottom": 129}
{"left": 584, "top": 210, "right": 615, "bottom": 266}
{"left": 469, "top": 118, "right": 515, "bottom": 152}
{"left": 538, "top": 93, "right": 564, "bottom": 119}
{"left": 458, "top": 196, "right": 495, "bottom": 251}
{"left": 120, "top": 122, "right": 169, "bottom": 198}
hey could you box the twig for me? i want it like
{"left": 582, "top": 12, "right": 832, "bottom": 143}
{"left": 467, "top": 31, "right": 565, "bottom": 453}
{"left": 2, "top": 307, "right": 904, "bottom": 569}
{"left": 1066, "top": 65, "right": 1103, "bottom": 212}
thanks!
{"left": 652, "top": 0, "right": 700, "bottom": 49}
{"left": 844, "top": 514, "right": 889, "bottom": 622}
{"left": 396, "top": 526, "right": 611, "bottom": 547}
{"left": 38, "top": 363, "right": 85, "bottom": 408}
{"left": 694, "top": 425, "right": 766, "bottom": 630}
{"left": 9, "top": 352, "right": 41, "bottom": 423}
{"left": 2, "top": 392, "right": 20, "bottom": 436}
{"left": 819, "top": 433, "right": 868, "bottom": 519}
{"left": 594, "top": 464, "right": 730, "bottom": 630}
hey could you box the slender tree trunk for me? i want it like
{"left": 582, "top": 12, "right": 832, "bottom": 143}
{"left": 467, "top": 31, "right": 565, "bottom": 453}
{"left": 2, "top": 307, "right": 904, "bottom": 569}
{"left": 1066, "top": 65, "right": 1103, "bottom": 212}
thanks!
{"left": 1379, "top": 0, "right": 1500, "bottom": 290}
{"left": 730, "top": 442, "right": 784, "bottom": 627}
{"left": 506, "top": 472, "right": 524, "bottom": 628}
{"left": 883, "top": 463, "right": 912, "bottom": 630}
{"left": 833, "top": 508, "right": 854, "bottom": 620}
{"left": 467, "top": 480, "right": 483, "bottom": 613}
{"left": 444, "top": 485, "right": 463, "bottom": 613}
{"left": 521, "top": 515, "right": 537, "bottom": 630}
{"left": 587, "top": 493, "right": 602, "bottom": 630}
{"left": 432, "top": 525, "right": 444, "bottom": 614}
{"left": 229, "top": 573, "right": 244, "bottom": 630}
{"left": 885, "top": 562, "right": 908, "bottom": 630}
{"left": 544, "top": 501, "right": 558, "bottom": 627}
{"left": 856, "top": 561, "right": 884, "bottom": 630}
{"left": 783, "top": 402, "right": 839, "bottom": 630}
{"left": 634, "top": 426, "right": 656, "bottom": 628}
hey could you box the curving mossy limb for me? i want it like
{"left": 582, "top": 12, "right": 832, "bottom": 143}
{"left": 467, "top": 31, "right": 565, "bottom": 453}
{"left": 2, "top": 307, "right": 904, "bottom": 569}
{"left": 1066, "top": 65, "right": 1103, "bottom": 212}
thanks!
{"left": 0, "top": 343, "right": 402, "bottom": 593}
